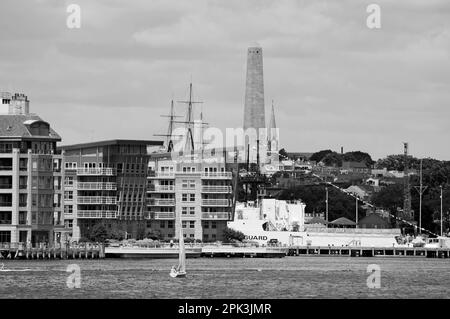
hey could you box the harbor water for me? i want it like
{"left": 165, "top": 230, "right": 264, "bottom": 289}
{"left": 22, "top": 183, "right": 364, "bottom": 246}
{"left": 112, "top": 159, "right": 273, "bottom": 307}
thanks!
{"left": 1, "top": 257, "right": 449, "bottom": 298}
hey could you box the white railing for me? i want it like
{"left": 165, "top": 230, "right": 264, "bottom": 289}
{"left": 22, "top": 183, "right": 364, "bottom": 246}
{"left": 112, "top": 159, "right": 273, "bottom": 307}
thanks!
{"left": 148, "top": 171, "right": 175, "bottom": 178}
{"left": 77, "top": 182, "right": 117, "bottom": 190}
{"left": 309, "top": 228, "right": 402, "bottom": 235}
{"left": 148, "top": 185, "right": 175, "bottom": 192}
{"left": 201, "top": 212, "right": 230, "bottom": 219}
{"left": 201, "top": 172, "right": 232, "bottom": 179}
{"left": 151, "top": 212, "right": 175, "bottom": 219}
{"left": 77, "top": 196, "right": 117, "bottom": 204}
{"left": 150, "top": 199, "right": 175, "bottom": 206}
{"left": 201, "top": 199, "right": 230, "bottom": 206}
{"left": 76, "top": 168, "right": 116, "bottom": 176}
{"left": 77, "top": 210, "right": 117, "bottom": 219}
{"left": 201, "top": 186, "right": 231, "bottom": 193}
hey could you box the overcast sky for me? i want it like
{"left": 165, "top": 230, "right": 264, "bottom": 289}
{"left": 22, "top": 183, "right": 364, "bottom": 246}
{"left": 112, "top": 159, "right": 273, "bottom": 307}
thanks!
{"left": 1, "top": 0, "right": 449, "bottom": 160}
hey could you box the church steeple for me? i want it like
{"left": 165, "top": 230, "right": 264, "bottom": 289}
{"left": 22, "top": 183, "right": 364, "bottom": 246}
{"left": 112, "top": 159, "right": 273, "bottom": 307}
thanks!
{"left": 267, "top": 100, "right": 279, "bottom": 164}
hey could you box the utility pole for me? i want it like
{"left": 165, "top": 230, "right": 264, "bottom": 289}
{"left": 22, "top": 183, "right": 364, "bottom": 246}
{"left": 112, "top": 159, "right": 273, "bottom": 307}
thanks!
{"left": 355, "top": 196, "right": 358, "bottom": 228}
{"left": 441, "top": 185, "right": 444, "bottom": 237}
{"left": 414, "top": 158, "right": 428, "bottom": 233}
{"left": 325, "top": 186, "right": 329, "bottom": 224}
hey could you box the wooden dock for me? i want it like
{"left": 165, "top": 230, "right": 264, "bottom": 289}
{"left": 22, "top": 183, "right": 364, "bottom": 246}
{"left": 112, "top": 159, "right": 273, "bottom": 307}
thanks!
{"left": 0, "top": 243, "right": 105, "bottom": 260}
{"left": 286, "top": 246, "right": 450, "bottom": 258}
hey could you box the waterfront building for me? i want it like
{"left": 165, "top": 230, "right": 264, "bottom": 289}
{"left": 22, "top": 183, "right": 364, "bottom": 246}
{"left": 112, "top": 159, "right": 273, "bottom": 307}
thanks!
{"left": 59, "top": 139, "right": 162, "bottom": 242}
{"left": 0, "top": 93, "right": 64, "bottom": 244}
{"left": 147, "top": 154, "right": 233, "bottom": 242}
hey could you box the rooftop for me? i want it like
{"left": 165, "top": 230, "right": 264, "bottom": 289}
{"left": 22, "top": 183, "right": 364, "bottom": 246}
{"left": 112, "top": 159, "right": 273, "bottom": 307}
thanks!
{"left": 0, "top": 113, "right": 61, "bottom": 141}
{"left": 59, "top": 139, "right": 163, "bottom": 151}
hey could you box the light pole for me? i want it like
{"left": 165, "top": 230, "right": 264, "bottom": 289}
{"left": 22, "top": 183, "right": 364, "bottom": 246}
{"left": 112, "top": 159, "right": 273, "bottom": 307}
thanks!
{"left": 355, "top": 196, "right": 358, "bottom": 228}
{"left": 441, "top": 185, "right": 443, "bottom": 237}
{"left": 325, "top": 186, "right": 329, "bottom": 224}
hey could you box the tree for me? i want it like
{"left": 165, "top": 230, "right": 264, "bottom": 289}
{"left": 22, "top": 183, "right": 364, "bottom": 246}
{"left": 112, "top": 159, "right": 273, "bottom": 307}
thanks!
{"left": 342, "top": 151, "right": 375, "bottom": 167}
{"left": 322, "top": 152, "right": 342, "bottom": 167}
{"left": 89, "top": 224, "right": 108, "bottom": 243}
{"left": 278, "top": 148, "right": 288, "bottom": 160}
{"left": 310, "top": 150, "right": 333, "bottom": 163}
{"left": 223, "top": 227, "right": 245, "bottom": 243}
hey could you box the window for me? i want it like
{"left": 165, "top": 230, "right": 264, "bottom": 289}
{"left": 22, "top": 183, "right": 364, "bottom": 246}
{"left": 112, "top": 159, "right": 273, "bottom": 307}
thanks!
{"left": 64, "top": 191, "right": 73, "bottom": 200}
{"left": 182, "top": 194, "right": 188, "bottom": 202}
{"left": 64, "top": 205, "right": 73, "bottom": 215}
{"left": 189, "top": 180, "right": 195, "bottom": 188}
{"left": 182, "top": 207, "right": 187, "bottom": 215}
{"left": 190, "top": 234, "right": 194, "bottom": 238}
{"left": 189, "top": 221, "right": 195, "bottom": 228}
{"left": 168, "top": 220, "right": 174, "bottom": 229}
{"left": 0, "top": 212, "right": 12, "bottom": 224}
{"left": 211, "top": 221, "right": 217, "bottom": 229}
{"left": 64, "top": 177, "right": 74, "bottom": 186}
{"left": 189, "top": 194, "right": 195, "bottom": 202}
{"left": 0, "top": 231, "right": 11, "bottom": 243}
{"left": 160, "top": 221, "right": 165, "bottom": 228}
{"left": 182, "top": 221, "right": 187, "bottom": 229}
{"left": 189, "top": 207, "right": 195, "bottom": 215}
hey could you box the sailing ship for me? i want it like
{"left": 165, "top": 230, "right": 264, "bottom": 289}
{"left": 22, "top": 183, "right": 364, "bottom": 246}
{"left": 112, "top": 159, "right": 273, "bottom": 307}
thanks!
{"left": 169, "top": 226, "right": 186, "bottom": 278}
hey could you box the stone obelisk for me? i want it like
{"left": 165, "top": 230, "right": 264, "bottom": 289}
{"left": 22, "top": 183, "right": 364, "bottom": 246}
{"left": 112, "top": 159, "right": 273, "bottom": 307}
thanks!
{"left": 243, "top": 44, "right": 265, "bottom": 164}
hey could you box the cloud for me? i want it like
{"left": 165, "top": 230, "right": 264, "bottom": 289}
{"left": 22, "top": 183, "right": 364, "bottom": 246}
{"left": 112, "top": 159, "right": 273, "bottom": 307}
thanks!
{"left": 0, "top": 0, "right": 449, "bottom": 160}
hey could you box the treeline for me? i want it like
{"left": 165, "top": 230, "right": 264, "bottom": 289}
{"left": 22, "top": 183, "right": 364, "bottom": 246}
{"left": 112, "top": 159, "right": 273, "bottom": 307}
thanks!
{"left": 309, "top": 150, "right": 375, "bottom": 167}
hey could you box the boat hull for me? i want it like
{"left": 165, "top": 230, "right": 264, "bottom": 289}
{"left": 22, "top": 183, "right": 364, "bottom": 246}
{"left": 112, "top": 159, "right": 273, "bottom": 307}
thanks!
{"left": 105, "top": 247, "right": 201, "bottom": 259}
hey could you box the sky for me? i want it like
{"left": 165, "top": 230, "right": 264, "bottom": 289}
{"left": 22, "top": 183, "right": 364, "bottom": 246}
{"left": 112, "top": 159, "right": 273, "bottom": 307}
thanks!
{"left": 0, "top": 0, "right": 449, "bottom": 160}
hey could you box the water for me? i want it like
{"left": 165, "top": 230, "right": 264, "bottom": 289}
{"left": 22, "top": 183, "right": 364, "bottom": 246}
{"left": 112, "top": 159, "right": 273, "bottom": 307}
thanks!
{"left": 0, "top": 257, "right": 449, "bottom": 298}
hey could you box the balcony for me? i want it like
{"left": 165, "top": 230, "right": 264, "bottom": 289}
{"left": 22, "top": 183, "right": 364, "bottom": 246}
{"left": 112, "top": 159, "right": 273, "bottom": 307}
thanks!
{"left": 77, "top": 182, "right": 117, "bottom": 190}
{"left": 76, "top": 168, "right": 116, "bottom": 176}
{"left": 77, "top": 210, "right": 117, "bottom": 219}
{"left": 148, "top": 171, "right": 175, "bottom": 179}
{"left": 201, "top": 172, "right": 232, "bottom": 179}
{"left": 202, "top": 212, "right": 230, "bottom": 220}
{"left": 149, "top": 199, "right": 175, "bottom": 206}
{"left": 77, "top": 196, "right": 117, "bottom": 204}
{"left": 0, "top": 202, "right": 12, "bottom": 207}
{"left": 150, "top": 212, "right": 175, "bottom": 219}
{"left": 201, "top": 199, "right": 230, "bottom": 206}
{"left": 0, "top": 166, "right": 12, "bottom": 171}
{"left": 0, "top": 183, "right": 12, "bottom": 189}
{"left": 201, "top": 186, "right": 231, "bottom": 193}
{"left": 148, "top": 185, "right": 175, "bottom": 192}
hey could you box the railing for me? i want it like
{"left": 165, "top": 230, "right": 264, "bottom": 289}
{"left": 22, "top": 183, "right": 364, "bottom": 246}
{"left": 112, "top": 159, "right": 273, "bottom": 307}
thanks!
{"left": 77, "top": 196, "right": 117, "bottom": 204}
{"left": 201, "top": 186, "right": 231, "bottom": 193}
{"left": 77, "top": 210, "right": 117, "bottom": 219}
{"left": 77, "top": 182, "right": 117, "bottom": 190}
{"left": 0, "top": 183, "right": 12, "bottom": 189}
{"left": 148, "top": 185, "right": 175, "bottom": 192}
{"left": 148, "top": 171, "right": 175, "bottom": 178}
{"left": 150, "top": 199, "right": 175, "bottom": 206}
{"left": 201, "top": 199, "right": 230, "bottom": 206}
{"left": 76, "top": 168, "right": 116, "bottom": 176}
{"left": 201, "top": 172, "right": 232, "bottom": 179}
{"left": 0, "top": 166, "right": 12, "bottom": 170}
{"left": 308, "top": 228, "right": 402, "bottom": 235}
{"left": 151, "top": 212, "right": 175, "bottom": 219}
{"left": 201, "top": 212, "right": 230, "bottom": 219}
{"left": 0, "top": 201, "right": 12, "bottom": 207}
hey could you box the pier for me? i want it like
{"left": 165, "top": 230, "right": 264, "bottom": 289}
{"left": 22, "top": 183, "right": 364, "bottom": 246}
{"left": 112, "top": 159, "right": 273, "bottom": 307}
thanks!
{"left": 286, "top": 246, "right": 450, "bottom": 258}
{"left": 0, "top": 242, "right": 105, "bottom": 260}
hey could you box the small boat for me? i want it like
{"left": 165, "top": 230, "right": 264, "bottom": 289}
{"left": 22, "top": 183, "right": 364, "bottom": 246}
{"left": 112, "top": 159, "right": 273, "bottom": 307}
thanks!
{"left": 170, "top": 227, "right": 186, "bottom": 278}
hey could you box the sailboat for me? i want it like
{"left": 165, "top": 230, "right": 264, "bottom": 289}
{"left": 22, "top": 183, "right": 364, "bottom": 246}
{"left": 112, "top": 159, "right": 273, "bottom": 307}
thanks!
{"left": 170, "top": 226, "right": 186, "bottom": 278}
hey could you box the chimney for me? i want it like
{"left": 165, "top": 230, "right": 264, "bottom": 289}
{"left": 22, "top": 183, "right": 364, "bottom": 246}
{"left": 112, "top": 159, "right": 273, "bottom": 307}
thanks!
{"left": 341, "top": 146, "right": 344, "bottom": 154}
{"left": 8, "top": 93, "right": 30, "bottom": 115}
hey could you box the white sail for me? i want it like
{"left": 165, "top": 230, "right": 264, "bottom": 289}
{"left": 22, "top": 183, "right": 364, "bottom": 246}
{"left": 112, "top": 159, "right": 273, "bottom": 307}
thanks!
{"left": 178, "top": 226, "right": 186, "bottom": 273}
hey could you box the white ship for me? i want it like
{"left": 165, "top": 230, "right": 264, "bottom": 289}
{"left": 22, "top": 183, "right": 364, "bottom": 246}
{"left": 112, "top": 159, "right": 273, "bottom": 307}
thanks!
{"left": 228, "top": 198, "right": 402, "bottom": 247}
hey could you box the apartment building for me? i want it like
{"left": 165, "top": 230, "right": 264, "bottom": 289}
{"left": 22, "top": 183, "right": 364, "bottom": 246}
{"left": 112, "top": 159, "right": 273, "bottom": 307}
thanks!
{"left": 0, "top": 92, "right": 65, "bottom": 244}
{"left": 59, "top": 139, "right": 162, "bottom": 242}
{"left": 147, "top": 155, "right": 233, "bottom": 242}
